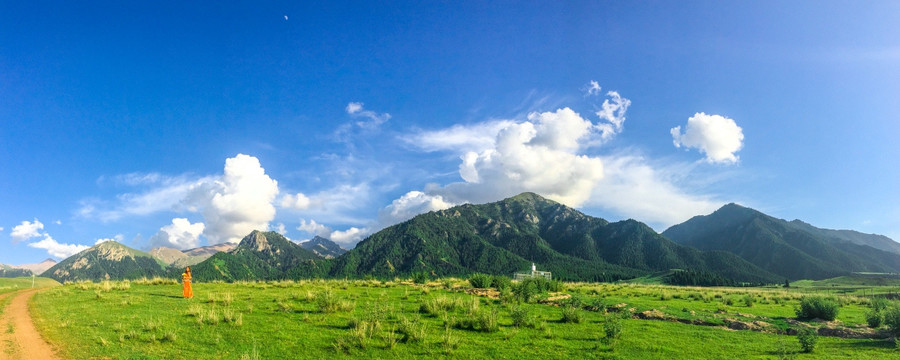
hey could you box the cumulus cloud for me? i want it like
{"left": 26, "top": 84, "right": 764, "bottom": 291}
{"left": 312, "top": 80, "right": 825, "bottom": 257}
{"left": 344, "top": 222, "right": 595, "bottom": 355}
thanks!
{"left": 11, "top": 219, "right": 44, "bottom": 243}
{"left": 28, "top": 235, "right": 88, "bottom": 259}
{"left": 279, "top": 193, "right": 311, "bottom": 210}
{"left": 431, "top": 107, "right": 607, "bottom": 207}
{"left": 345, "top": 102, "right": 390, "bottom": 130}
{"left": 190, "top": 154, "right": 279, "bottom": 244}
{"left": 0, "top": 227, "right": 4, "bottom": 231}
{"left": 148, "top": 218, "right": 206, "bottom": 250}
{"left": 330, "top": 227, "right": 369, "bottom": 245}
{"left": 378, "top": 191, "right": 454, "bottom": 225}
{"left": 671, "top": 112, "right": 744, "bottom": 164}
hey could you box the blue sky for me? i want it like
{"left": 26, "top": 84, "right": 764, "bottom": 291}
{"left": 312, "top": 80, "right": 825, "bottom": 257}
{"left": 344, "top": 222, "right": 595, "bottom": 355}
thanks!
{"left": 2, "top": 1, "right": 898, "bottom": 264}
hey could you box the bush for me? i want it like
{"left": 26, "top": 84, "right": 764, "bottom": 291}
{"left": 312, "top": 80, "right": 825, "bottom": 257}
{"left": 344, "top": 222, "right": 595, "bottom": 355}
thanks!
{"left": 510, "top": 306, "right": 532, "bottom": 328}
{"left": 490, "top": 275, "right": 511, "bottom": 291}
{"left": 468, "top": 273, "right": 492, "bottom": 288}
{"left": 866, "top": 309, "right": 884, "bottom": 328}
{"left": 795, "top": 296, "right": 839, "bottom": 321}
{"left": 884, "top": 306, "right": 900, "bottom": 337}
{"left": 603, "top": 315, "right": 623, "bottom": 344}
{"left": 560, "top": 306, "right": 582, "bottom": 324}
{"left": 411, "top": 272, "right": 429, "bottom": 284}
{"left": 797, "top": 328, "right": 818, "bottom": 353}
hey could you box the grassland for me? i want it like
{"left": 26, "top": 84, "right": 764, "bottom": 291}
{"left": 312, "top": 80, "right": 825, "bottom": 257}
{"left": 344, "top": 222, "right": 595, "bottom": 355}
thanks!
{"left": 30, "top": 278, "right": 900, "bottom": 359}
{"left": 0, "top": 277, "right": 60, "bottom": 296}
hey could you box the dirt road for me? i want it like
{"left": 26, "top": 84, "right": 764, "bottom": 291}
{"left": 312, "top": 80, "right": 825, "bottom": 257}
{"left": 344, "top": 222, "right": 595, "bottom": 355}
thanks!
{"left": 0, "top": 289, "right": 61, "bottom": 360}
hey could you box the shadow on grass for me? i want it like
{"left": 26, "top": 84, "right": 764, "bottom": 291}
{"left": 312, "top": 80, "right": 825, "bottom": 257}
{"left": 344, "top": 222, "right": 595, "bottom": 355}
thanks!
{"left": 149, "top": 293, "right": 185, "bottom": 299}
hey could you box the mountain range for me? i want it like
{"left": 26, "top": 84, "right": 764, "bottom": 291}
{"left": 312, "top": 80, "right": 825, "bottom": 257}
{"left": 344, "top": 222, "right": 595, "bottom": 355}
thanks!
{"left": 38, "top": 193, "right": 900, "bottom": 284}
{"left": 0, "top": 258, "right": 57, "bottom": 277}
{"left": 662, "top": 203, "right": 900, "bottom": 280}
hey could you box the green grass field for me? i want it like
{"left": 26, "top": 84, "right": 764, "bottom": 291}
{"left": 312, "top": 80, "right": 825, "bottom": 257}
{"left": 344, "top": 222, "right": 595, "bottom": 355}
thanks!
{"left": 29, "top": 278, "right": 900, "bottom": 359}
{"left": 0, "top": 277, "right": 60, "bottom": 296}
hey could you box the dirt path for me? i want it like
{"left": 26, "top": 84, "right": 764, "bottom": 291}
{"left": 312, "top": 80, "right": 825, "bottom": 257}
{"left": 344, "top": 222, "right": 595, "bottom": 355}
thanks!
{"left": 0, "top": 289, "right": 61, "bottom": 360}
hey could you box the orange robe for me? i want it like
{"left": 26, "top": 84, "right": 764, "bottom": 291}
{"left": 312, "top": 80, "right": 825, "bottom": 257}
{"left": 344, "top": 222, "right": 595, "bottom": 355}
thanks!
{"left": 182, "top": 272, "right": 193, "bottom": 298}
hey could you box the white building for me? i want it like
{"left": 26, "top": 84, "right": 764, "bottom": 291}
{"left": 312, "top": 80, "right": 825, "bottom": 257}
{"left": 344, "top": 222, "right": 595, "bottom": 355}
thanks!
{"left": 514, "top": 263, "right": 552, "bottom": 281}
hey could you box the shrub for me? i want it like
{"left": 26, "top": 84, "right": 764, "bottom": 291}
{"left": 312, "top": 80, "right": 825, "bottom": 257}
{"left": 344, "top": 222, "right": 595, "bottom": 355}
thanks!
{"left": 468, "top": 273, "right": 492, "bottom": 288}
{"left": 510, "top": 306, "right": 532, "bottom": 328}
{"left": 795, "top": 296, "right": 839, "bottom": 321}
{"left": 411, "top": 272, "right": 429, "bottom": 284}
{"left": 603, "top": 315, "right": 623, "bottom": 344}
{"left": 490, "top": 275, "right": 512, "bottom": 291}
{"left": 866, "top": 309, "right": 884, "bottom": 328}
{"left": 741, "top": 294, "right": 754, "bottom": 307}
{"left": 797, "top": 328, "right": 818, "bottom": 353}
{"left": 560, "top": 306, "right": 582, "bottom": 324}
{"left": 871, "top": 297, "right": 891, "bottom": 312}
{"left": 397, "top": 316, "right": 426, "bottom": 343}
{"left": 420, "top": 296, "right": 462, "bottom": 316}
{"left": 884, "top": 306, "right": 900, "bottom": 337}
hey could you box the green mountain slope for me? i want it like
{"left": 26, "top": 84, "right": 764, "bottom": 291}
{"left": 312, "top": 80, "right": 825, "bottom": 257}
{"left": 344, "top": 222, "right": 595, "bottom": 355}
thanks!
{"left": 44, "top": 241, "right": 168, "bottom": 282}
{"left": 662, "top": 203, "right": 900, "bottom": 280}
{"left": 191, "top": 231, "right": 325, "bottom": 282}
{"left": 329, "top": 193, "right": 778, "bottom": 283}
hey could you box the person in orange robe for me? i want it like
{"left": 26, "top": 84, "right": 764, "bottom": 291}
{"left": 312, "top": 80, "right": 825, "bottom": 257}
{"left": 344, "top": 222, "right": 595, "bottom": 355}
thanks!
{"left": 182, "top": 266, "right": 193, "bottom": 299}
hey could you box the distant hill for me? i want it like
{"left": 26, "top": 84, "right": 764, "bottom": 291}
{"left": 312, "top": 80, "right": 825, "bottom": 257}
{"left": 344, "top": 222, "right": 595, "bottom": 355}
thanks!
{"left": 192, "top": 231, "right": 326, "bottom": 282}
{"left": 662, "top": 203, "right": 900, "bottom": 280}
{"left": 786, "top": 220, "right": 900, "bottom": 255}
{"left": 0, "top": 264, "right": 32, "bottom": 278}
{"left": 44, "top": 241, "right": 168, "bottom": 283}
{"left": 299, "top": 236, "right": 347, "bottom": 259}
{"left": 149, "top": 243, "right": 236, "bottom": 269}
{"left": 149, "top": 247, "right": 187, "bottom": 265}
{"left": 10, "top": 258, "right": 57, "bottom": 276}
{"left": 328, "top": 193, "right": 779, "bottom": 283}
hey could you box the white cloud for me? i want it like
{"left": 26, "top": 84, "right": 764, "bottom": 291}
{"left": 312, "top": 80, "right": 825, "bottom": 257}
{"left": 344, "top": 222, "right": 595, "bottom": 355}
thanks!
{"left": 279, "top": 192, "right": 311, "bottom": 210}
{"left": 594, "top": 91, "right": 631, "bottom": 142}
{"left": 671, "top": 112, "right": 744, "bottom": 164}
{"left": 587, "top": 154, "right": 721, "bottom": 228}
{"left": 148, "top": 218, "right": 206, "bottom": 250}
{"left": 79, "top": 175, "right": 213, "bottom": 222}
{"left": 585, "top": 80, "right": 602, "bottom": 96}
{"left": 297, "top": 219, "right": 331, "bottom": 237}
{"left": 403, "top": 120, "right": 516, "bottom": 153}
{"left": 28, "top": 235, "right": 88, "bottom": 259}
{"left": 94, "top": 234, "right": 124, "bottom": 245}
{"left": 296, "top": 218, "right": 368, "bottom": 247}
{"left": 11, "top": 219, "right": 44, "bottom": 243}
{"left": 345, "top": 102, "right": 390, "bottom": 130}
{"left": 273, "top": 223, "right": 287, "bottom": 235}
{"left": 54, "top": 220, "right": 61, "bottom": 225}
{"left": 329, "top": 227, "right": 369, "bottom": 245}
{"left": 430, "top": 107, "right": 606, "bottom": 208}
{"left": 378, "top": 191, "right": 454, "bottom": 226}
{"left": 190, "top": 154, "right": 279, "bottom": 244}
{"left": 0, "top": 227, "right": 4, "bottom": 231}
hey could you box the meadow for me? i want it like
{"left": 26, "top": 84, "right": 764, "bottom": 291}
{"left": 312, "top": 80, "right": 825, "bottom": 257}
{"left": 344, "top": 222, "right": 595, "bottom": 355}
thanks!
{"left": 28, "top": 277, "right": 900, "bottom": 359}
